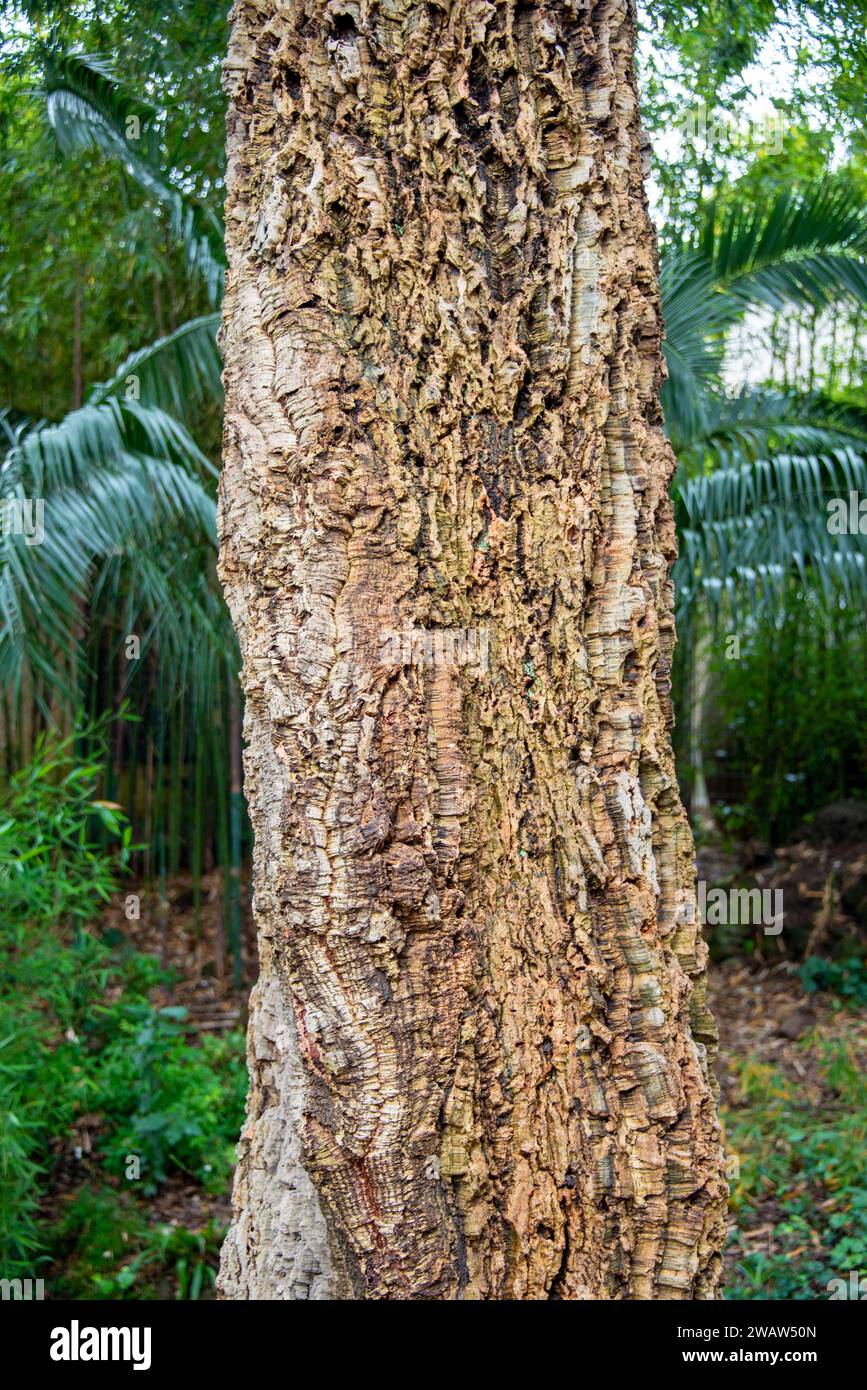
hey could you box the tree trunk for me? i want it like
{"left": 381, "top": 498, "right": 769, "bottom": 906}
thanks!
{"left": 217, "top": 0, "right": 727, "bottom": 1300}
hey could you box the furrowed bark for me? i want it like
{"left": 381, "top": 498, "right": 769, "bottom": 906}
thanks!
{"left": 217, "top": 0, "right": 727, "bottom": 1300}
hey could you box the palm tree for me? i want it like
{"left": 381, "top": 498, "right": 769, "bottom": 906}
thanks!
{"left": 0, "top": 42, "right": 227, "bottom": 694}
{"left": 660, "top": 182, "right": 867, "bottom": 820}
{"left": 0, "top": 41, "right": 240, "bottom": 964}
{"left": 663, "top": 182, "right": 867, "bottom": 609}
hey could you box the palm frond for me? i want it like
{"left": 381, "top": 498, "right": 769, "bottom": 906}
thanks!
{"left": 675, "top": 387, "right": 867, "bottom": 473}
{"left": 0, "top": 395, "right": 219, "bottom": 692}
{"left": 1, "top": 397, "right": 213, "bottom": 494}
{"left": 38, "top": 45, "right": 225, "bottom": 303}
{"left": 701, "top": 182, "right": 867, "bottom": 312}
{"left": 39, "top": 47, "right": 159, "bottom": 160}
{"left": 661, "top": 181, "right": 867, "bottom": 454}
{"left": 673, "top": 419, "right": 867, "bottom": 625}
{"left": 89, "top": 315, "right": 223, "bottom": 420}
{"left": 660, "top": 249, "right": 736, "bottom": 449}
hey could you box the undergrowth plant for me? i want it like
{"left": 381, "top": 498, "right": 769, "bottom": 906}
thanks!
{"left": 0, "top": 726, "right": 245, "bottom": 1293}
{"left": 724, "top": 1036, "right": 867, "bottom": 1299}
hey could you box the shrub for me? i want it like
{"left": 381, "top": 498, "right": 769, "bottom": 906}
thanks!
{"left": 800, "top": 956, "right": 867, "bottom": 1008}
{"left": 94, "top": 1008, "right": 246, "bottom": 1194}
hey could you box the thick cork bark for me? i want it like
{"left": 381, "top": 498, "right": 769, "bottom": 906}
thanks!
{"left": 217, "top": 0, "right": 727, "bottom": 1300}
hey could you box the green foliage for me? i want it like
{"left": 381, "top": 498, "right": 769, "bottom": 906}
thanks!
{"left": 641, "top": 2, "right": 867, "bottom": 235}
{"left": 0, "top": 731, "right": 245, "bottom": 1291}
{"left": 93, "top": 1009, "right": 246, "bottom": 1195}
{"left": 0, "top": 728, "right": 131, "bottom": 1273}
{"left": 661, "top": 179, "right": 867, "bottom": 845}
{"left": 0, "top": 724, "right": 131, "bottom": 925}
{"left": 703, "top": 596, "right": 867, "bottom": 841}
{"left": 91, "top": 314, "right": 222, "bottom": 422}
{"left": 800, "top": 957, "right": 867, "bottom": 1008}
{"left": 0, "top": 4, "right": 226, "bottom": 424}
{"left": 48, "top": 1187, "right": 224, "bottom": 1300}
{"left": 0, "top": 13, "right": 240, "bottom": 899}
{"left": 37, "top": 44, "right": 225, "bottom": 303}
{"left": 675, "top": 407, "right": 867, "bottom": 625}
{"left": 725, "top": 1037, "right": 867, "bottom": 1299}
{"left": 662, "top": 183, "right": 867, "bottom": 450}
{"left": 0, "top": 391, "right": 222, "bottom": 694}
{"left": 662, "top": 183, "right": 867, "bottom": 627}
{"left": 700, "top": 181, "right": 867, "bottom": 313}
